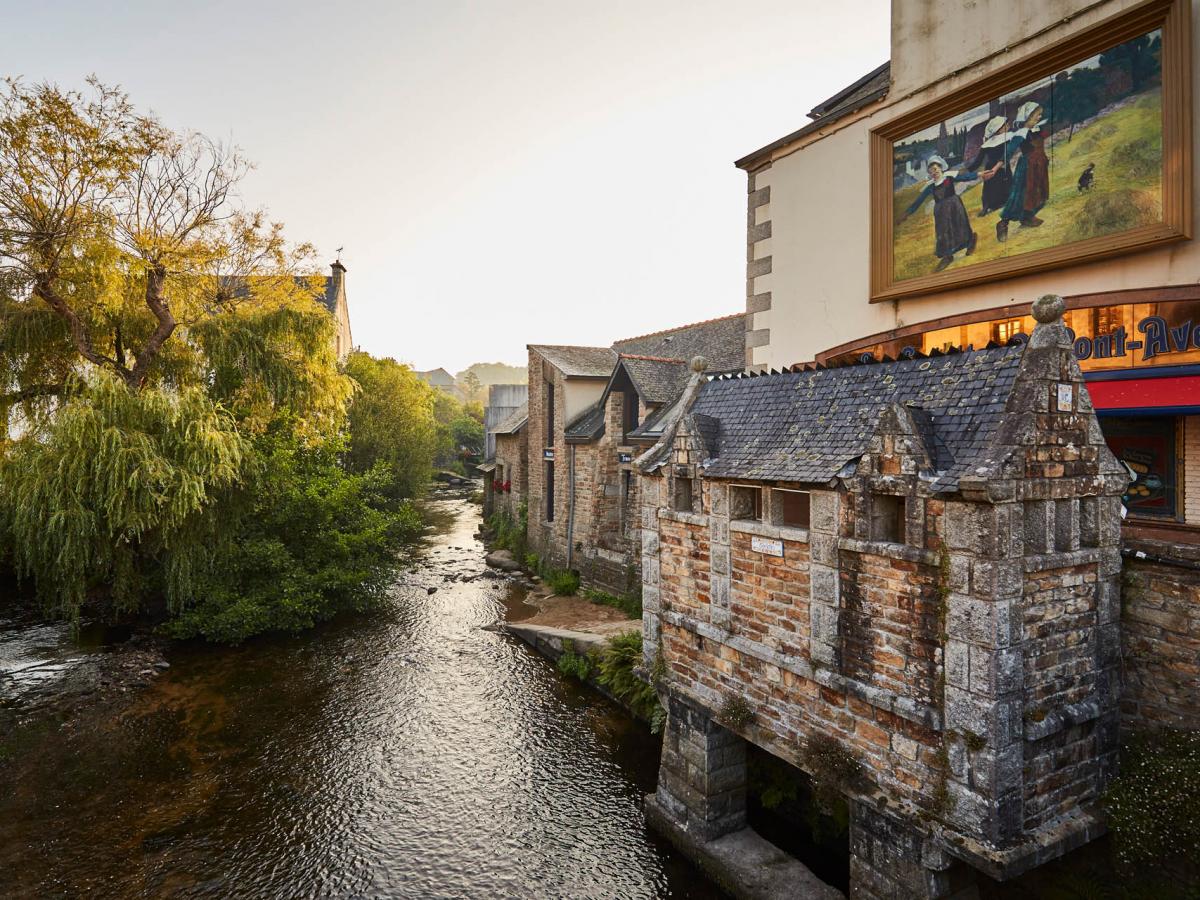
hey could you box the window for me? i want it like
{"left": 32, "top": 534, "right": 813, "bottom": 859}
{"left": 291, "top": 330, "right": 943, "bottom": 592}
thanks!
{"left": 992, "top": 318, "right": 1025, "bottom": 344}
{"left": 1100, "top": 416, "right": 1179, "bottom": 519}
{"left": 771, "top": 489, "right": 810, "bottom": 528}
{"left": 545, "top": 381, "right": 555, "bottom": 446}
{"left": 673, "top": 478, "right": 693, "bottom": 512}
{"left": 870, "top": 495, "right": 906, "bottom": 543}
{"left": 545, "top": 460, "right": 555, "bottom": 522}
{"left": 730, "top": 485, "right": 763, "bottom": 521}
{"left": 622, "top": 390, "right": 640, "bottom": 442}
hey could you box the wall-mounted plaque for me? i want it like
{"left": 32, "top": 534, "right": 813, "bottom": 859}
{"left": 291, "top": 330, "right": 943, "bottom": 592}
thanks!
{"left": 751, "top": 535, "right": 785, "bottom": 557}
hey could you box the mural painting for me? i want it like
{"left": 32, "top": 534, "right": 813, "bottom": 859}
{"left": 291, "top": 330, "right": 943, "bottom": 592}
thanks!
{"left": 891, "top": 28, "right": 1164, "bottom": 281}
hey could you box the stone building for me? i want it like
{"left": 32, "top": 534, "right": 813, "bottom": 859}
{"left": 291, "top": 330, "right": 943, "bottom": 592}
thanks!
{"left": 315, "top": 259, "right": 353, "bottom": 363}
{"left": 481, "top": 402, "right": 527, "bottom": 520}
{"left": 523, "top": 316, "right": 744, "bottom": 593}
{"left": 731, "top": 0, "right": 1200, "bottom": 821}
{"left": 636, "top": 299, "right": 1130, "bottom": 897}
{"left": 484, "top": 384, "right": 528, "bottom": 460}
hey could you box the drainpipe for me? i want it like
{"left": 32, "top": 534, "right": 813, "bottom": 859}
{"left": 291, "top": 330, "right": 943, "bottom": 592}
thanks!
{"left": 567, "top": 445, "right": 576, "bottom": 569}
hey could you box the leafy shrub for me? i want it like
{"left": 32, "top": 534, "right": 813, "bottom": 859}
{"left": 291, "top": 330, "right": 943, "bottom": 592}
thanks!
{"left": 582, "top": 588, "right": 643, "bottom": 619}
{"left": 1103, "top": 729, "right": 1200, "bottom": 872}
{"left": 556, "top": 640, "right": 593, "bottom": 681}
{"left": 540, "top": 566, "right": 579, "bottom": 596}
{"left": 163, "top": 432, "right": 421, "bottom": 643}
{"left": 594, "top": 631, "right": 664, "bottom": 732}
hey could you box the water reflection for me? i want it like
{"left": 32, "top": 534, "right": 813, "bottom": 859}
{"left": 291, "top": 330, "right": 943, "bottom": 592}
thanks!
{"left": 0, "top": 496, "right": 719, "bottom": 899}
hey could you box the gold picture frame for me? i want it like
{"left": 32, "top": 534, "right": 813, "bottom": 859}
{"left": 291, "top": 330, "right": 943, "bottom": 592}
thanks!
{"left": 869, "top": 0, "right": 1191, "bottom": 303}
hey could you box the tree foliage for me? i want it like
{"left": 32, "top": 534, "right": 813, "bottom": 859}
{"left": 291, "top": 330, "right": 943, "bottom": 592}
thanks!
{"left": 0, "top": 79, "right": 432, "bottom": 640}
{"left": 344, "top": 351, "right": 438, "bottom": 498}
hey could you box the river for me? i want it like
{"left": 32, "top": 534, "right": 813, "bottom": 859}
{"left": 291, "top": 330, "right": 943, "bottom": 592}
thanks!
{"left": 0, "top": 493, "right": 720, "bottom": 898}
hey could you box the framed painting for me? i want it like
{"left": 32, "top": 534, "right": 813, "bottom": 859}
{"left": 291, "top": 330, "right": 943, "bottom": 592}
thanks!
{"left": 869, "top": 0, "right": 1191, "bottom": 302}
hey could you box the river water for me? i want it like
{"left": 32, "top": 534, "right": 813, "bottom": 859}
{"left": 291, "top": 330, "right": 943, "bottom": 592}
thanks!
{"left": 0, "top": 494, "right": 720, "bottom": 898}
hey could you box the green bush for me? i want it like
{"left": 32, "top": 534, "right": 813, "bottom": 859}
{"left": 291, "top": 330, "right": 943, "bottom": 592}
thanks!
{"left": 543, "top": 568, "right": 580, "bottom": 596}
{"left": 582, "top": 588, "right": 642, "bottom": 619}
{"left": 556, "top": 640, "right": 593, "bottom": 681}
{"left": 594, "top": 630, "right": 664, "bottom": 732}
{"left": 163, "top": 432, "right": 421, "bottom": 644}
{"left": 1103, "top": 729, "right": 1200, "bottom": 873}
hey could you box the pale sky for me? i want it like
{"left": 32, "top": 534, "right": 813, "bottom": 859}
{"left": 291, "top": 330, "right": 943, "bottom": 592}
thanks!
{"left": 6, "top": 1, "right": 890, "bottom": 374}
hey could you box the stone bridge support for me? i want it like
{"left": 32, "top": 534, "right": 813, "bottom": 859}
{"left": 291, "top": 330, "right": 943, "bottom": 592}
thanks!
{"left": 646, "top": 690, "right": 747, "bottom": 842}
{"left": 850, "top": 802, "right": 979, "bottom": 900}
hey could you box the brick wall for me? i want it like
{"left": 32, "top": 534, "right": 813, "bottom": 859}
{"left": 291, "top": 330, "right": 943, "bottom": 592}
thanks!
{"left": 492, "top": 430, "right": 526, "bottom": 520}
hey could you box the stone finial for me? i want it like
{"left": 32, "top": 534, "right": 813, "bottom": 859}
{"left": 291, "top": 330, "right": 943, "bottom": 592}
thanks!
{"left": 1031, "top": 294, "right": 1065, "bottom": 323}
{"left": 690, "top": 355, "right": 709, "bottom": 373}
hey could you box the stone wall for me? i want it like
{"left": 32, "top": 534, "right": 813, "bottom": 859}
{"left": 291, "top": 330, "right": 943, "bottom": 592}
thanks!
{"left": 492, "top": 430, "right": 526, "bottom": 520}
{"left": 1120, "top": 538, "right": 1200, "bottom": 730}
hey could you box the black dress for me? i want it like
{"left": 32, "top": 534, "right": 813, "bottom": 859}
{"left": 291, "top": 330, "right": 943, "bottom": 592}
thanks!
{"left": 904, "top": 175, "right": 977, "bottom": 259}
{"left": 965, "top": 143, "right": 1012, "bottom": 215}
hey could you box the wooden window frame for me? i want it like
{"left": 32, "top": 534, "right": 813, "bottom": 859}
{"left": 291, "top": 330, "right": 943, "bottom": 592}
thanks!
{"left": 770, "top": 488, "right": 812, "bottom": 529}
{"left": 730, "top": 484, "right": 764, "bottom": 522}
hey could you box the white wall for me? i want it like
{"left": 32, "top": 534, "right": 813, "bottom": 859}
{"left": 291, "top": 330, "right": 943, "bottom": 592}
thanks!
{"left": 751, "top": 0, "right": 1198, "bottom": 370}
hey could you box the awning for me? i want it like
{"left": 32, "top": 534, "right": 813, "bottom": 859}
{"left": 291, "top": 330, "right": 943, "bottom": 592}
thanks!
{"left": 1087, "top": 372, "right": 1200, "bottom": 416}
{"left": 477, "top": 461, "right": 497, "bottom": 473}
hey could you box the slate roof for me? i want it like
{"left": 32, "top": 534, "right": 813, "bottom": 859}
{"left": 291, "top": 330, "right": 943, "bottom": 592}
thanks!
{"left": 564, "top": 400, "right": 606, "bottom": 442}
{"left": 618, "top": 355, "right": 691, "bottom": 405}
{"left": 529, "top": 345, "right": 617, "bottom": 378}
{"left": 650, "top": 345, "right": 1024, "bottom": 493}
{"left": 735, "top": 61, "right": 891, "bottom": 170}
{"left": 491, "top": 403, "right": 528, "bottom": 435}
{"left": 614, "top": 314, "right": 745, "bottom": 372}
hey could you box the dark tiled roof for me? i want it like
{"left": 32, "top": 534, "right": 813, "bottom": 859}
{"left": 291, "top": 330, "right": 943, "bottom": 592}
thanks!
{"left": 614, "top": 314, "right": 745, "bottom": 372}
{"left": 564, "top": 400, "right": 606, "bottom": 442}
{"left": 619, "top": 355, "right": 691, "bottom": 405}
{"left": 529, "top": 345, "right": 617, "bottom": 378}
{"left": 674, "top": 345, "right": 1024, "bottom": 491}
{"left": 491, "top": 402, "right": 528, "bottom": 435}
{"left": 736, "top": 62, "right": 891, "bottom": 170}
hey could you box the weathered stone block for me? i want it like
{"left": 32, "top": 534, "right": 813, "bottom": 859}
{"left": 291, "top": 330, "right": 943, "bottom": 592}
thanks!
{"left": 809, "top": 490, "right": 838, "bottom": 533}
{"left": 945, "top": 640, "right": 970, "bottom": 689}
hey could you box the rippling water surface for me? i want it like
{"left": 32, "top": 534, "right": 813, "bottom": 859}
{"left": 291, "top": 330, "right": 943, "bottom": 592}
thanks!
{"left": 0, "top": 495, "right": 719, "bottom": 898}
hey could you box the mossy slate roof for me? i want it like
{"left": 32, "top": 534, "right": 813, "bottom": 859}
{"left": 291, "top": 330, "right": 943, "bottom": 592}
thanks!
{"left": 681, "top": 344, "right": 1024, "bottom": 491}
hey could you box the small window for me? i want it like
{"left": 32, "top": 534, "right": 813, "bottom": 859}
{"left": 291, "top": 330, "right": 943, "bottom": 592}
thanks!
{"left": 545, "top": 381, "right": 556, "bottom": 446}
{"left": 730, "top": 485, "right": 763, "bottom": 521}
{"left": 772, "top": 489, "right": 810, "bottom": 528}
{"left": 622, "top": 390, "right": 640, "bottom": 441}
{"left": 673, "top": 478, "right": 693, "bottom": 512}
{"left": 870, "top": 495, "right": 906, "bottom": 544}
{"left": 546, "top": 460, "right": 555, "bottom": 522}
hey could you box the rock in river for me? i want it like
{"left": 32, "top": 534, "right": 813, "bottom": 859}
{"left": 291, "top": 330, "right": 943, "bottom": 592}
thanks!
{"left": 484, "top": 549, "right": 522, "bottom": 572}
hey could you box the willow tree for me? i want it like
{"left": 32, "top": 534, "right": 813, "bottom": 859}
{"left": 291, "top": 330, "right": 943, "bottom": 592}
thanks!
{"left": 0, "top": 79, "right": 352, "bottom": 620}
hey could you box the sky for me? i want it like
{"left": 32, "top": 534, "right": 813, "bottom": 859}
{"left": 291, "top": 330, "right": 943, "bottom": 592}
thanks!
{"left": 6, "top": 0, "right": 890, "bottom": 374}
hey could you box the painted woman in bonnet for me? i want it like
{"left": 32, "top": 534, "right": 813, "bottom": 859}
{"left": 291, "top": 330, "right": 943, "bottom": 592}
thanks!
{"left": 964, "top": 115, "right": 1015, "bottom": 216}
{"left": 899, "top": 155, "right": 979, "bottom": 272}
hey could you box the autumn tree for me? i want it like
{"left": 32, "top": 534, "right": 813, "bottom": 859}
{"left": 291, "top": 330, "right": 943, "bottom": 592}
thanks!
{"left": 0, "top": 79, "right": 366, "bottom": 625}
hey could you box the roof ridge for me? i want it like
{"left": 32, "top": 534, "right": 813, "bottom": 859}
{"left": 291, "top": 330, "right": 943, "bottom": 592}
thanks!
{"left": 528, "top": 343, "right": 613, "bottom": 352}
{"left": 613, "top": 312, "right": 744, "bottom": 346}
{"left": 619, "top": 353, "right": 686, "bottom": 363}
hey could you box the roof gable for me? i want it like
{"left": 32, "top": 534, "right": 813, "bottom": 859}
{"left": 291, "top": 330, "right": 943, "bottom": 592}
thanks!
{"left": 529, "top": 344, "right": 617, "bottom": 378}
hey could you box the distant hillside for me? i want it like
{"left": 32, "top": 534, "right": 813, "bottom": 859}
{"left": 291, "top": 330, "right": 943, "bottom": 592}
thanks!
{"left": 455, "top": 362, "right": 527, "bottom": 387}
